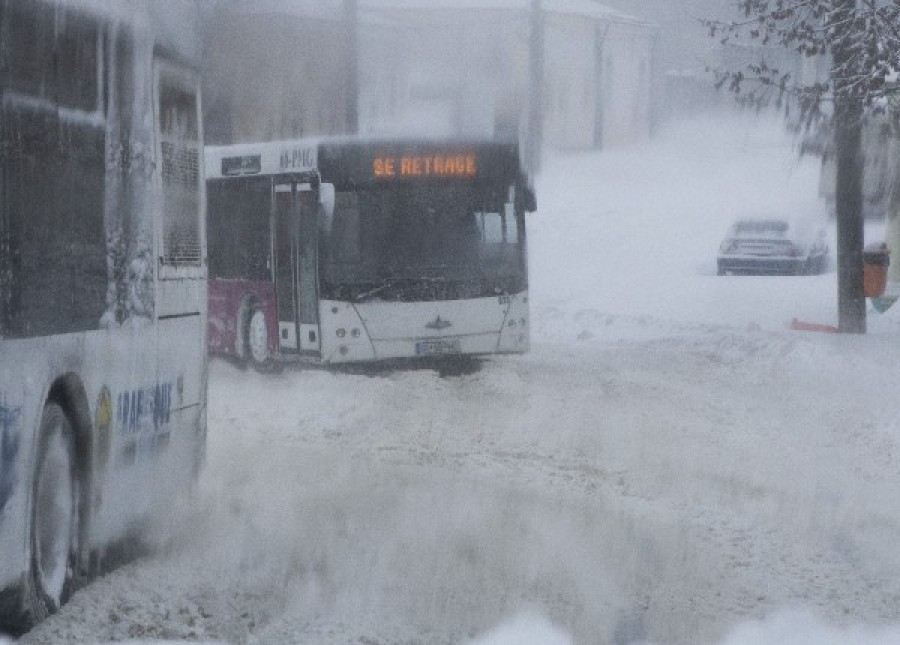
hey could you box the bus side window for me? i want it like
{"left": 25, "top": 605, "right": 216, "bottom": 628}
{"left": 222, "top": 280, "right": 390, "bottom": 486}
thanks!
{"left": 6, "top": 4, "right": 101, "bottom": 114}
{"left": 54, "top": 11, "right": 101, "bottom": 112}
{"left": 208, "top": 179, "right": 270, "bottom": 281}
{"left": 158, "top": 73, "right": 202, "bottom": 266}
{"left": 1, "top": 3, "right": 107, "bottom": 337}
{"left": 6, "top": 2, "right": 52, "bottom": 99}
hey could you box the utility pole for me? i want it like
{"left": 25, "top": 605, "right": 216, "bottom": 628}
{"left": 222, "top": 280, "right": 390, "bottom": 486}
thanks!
{"left": 343, "top": 0, "right": 359, "bottom": 135}
{"left": 831, "top": 0, "right": 866, "bottom": 333}
{"left": 526, "top": 0, "right": 544, "bottom": 175}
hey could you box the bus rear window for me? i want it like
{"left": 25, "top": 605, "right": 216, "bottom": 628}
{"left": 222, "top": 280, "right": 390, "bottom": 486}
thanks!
{"left": 6, "top": 2, "right": 53, "bottom": 99}
{"left": 6, "top": 4, "right": 101, "bottom": 113}
{"left": 55, "top": 13, "right": 101, "bottom": 112}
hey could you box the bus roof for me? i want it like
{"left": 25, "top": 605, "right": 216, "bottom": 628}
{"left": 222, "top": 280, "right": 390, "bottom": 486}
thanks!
{"left": 205, "top": 138, "right": 322, "bottom": 179}
{"left": 205, "top": 138, "right": 524, "bottom": 188}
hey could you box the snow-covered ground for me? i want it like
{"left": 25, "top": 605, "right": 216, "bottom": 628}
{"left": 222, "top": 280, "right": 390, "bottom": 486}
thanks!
{"left": 18, "top": 112, "right": 900, "bottom": 644}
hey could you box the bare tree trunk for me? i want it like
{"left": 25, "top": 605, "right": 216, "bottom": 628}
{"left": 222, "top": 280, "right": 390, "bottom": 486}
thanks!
{"left": 834, "top": 99, "right": 866, "bottom": 332}
{"left": 887, "top": 137, "right": 900, "bottom": 294}
{"left": 832, "top": 0, "right": 866, "bottom": 333}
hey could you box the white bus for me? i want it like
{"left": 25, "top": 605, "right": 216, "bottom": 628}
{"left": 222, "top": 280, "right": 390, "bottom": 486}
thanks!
{"left": 206, "top": 139, "right": 536, "bottom": 367}
{"left": 0, "top": 0, "right": 207, "bottom": 631}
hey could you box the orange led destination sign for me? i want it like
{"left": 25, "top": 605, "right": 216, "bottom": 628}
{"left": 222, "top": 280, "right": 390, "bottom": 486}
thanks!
{"left": 373, "top": 153, "right": 477, "bottom": 179}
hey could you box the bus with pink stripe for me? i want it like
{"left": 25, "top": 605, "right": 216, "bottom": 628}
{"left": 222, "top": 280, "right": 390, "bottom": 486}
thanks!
{"left": 205, "top": 138, "right": 536, "bottom": 367}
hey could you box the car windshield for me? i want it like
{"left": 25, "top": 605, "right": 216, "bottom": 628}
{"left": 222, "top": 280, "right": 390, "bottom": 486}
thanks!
{"left": 731, "top": 219, "right": 790, "bottom": 237}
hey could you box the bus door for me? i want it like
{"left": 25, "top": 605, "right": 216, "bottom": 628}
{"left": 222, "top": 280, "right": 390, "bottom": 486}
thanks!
{"left": 295, "top": 181, "right": 321, "bottom": 354}
{"left": 274, "top": 180, "right": 321, "bottom": 354}
{"left": 274, "top": 184, "right": 297, "bottom": 350}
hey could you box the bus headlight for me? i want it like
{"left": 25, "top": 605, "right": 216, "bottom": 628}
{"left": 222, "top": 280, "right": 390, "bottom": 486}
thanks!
{"left": 336, "top": 328, "right": 346, "bottom": 338}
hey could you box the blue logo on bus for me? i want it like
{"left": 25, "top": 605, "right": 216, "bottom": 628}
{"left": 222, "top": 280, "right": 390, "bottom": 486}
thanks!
{"left": 117, "top": 383, "right": 173, "bottom": 435}
{"left": 0, "top": 401, "right": 22, "bottom": 514}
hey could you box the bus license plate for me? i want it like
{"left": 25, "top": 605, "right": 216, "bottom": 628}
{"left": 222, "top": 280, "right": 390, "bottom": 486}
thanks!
{"left": 415, "top": 339, "right": 461, "bottom": 356}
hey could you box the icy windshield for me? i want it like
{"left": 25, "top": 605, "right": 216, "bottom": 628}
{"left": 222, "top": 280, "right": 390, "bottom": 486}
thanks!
{"left": 321, "top": 183, "right": 526, "bottom": 301}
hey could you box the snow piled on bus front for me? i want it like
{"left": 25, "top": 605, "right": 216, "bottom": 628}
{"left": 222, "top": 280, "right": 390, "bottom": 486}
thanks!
{"left": 100, "top": 231, "right": 155, "bottom": 329}
{"left": 473, "top": 610, "right": 900, "bottom": 645}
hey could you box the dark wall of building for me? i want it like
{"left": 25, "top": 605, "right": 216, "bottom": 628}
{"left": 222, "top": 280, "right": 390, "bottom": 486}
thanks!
{"left": 200, "top": 8, "right": 354, "bottom": 144}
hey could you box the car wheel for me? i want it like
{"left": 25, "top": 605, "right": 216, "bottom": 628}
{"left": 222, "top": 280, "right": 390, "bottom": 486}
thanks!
{"left": 24, "top": 403, "right": 78, "bottom": 628}
{"left": 806, "top": 256, "right": 823, "bottom": 276}
{"left": 246, "top": 308, "right": 270, "bottom": 370}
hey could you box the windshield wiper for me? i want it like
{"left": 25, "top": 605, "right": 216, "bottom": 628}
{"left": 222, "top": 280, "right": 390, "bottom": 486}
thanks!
{"left": 355, "top": 278, "right": 400, "bottom": 303}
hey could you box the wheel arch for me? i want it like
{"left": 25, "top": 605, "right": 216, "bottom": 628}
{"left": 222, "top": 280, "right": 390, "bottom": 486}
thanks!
{"left": 235, "top": 294, "right": 260, "bottom": 359}
{"left": 45, "top": 374, "right": 93, "bottom": 571}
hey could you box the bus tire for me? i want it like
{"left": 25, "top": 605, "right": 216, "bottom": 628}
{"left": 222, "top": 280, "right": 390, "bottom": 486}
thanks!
{"left": 22, "top": 403, "right": 79, "bottom": 629}
{"left": 246, "top": 308, "right": 270, "bottom": 370}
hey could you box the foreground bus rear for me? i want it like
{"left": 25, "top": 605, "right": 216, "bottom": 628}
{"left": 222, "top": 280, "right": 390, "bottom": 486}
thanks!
{"left": 1, "top": 0, "right": 207, "bottom": 632}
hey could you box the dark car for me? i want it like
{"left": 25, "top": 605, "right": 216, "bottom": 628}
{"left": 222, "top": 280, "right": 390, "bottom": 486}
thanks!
{"left": 717, "top": 216, "right": 829, "bottom": 276}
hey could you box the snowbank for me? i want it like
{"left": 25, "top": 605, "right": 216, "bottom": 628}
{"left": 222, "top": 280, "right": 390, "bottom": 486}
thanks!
{"left": 468, "top": 611, "right": 572, "bottom": 645}
{"left": 722, "top": 610, "right": 900, "bottom": 645}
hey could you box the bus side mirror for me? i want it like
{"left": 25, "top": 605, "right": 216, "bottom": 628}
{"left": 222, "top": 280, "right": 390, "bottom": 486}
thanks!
{"left": 319, "top": 182, "right": 335, "bottom": 232}
{"left": 522, "top": 185, "right": 537, "bottom": 213}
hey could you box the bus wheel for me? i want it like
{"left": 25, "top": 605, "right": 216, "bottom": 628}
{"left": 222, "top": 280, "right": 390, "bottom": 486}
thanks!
{"left": 24, "top": 403, "right": 78, "bottom": 627}
{"left": 246, "top": 308, "right": 270, "bottom": 369}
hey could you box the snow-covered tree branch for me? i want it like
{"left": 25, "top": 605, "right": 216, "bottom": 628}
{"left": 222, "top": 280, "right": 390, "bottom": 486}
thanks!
{"left": 704, "top": 0, "right": 900, "bottom": 124}
{"left": 704, "top": 0, "right": 900, "bottom": 332}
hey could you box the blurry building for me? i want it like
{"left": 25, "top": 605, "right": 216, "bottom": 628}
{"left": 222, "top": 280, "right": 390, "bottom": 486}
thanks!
{"left": 358, "top": 0, "right": 657, "bottom": 151}
{"left": 200, "top": 0, "right": 656, "bottom": 154}
{"left": 200, "top": 0, "right": 352, "bottom": 144}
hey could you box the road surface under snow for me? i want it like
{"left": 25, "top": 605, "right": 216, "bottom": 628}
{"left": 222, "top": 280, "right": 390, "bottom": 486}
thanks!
{"left": 17, "top": 113, "right": 900, "bottom": 644}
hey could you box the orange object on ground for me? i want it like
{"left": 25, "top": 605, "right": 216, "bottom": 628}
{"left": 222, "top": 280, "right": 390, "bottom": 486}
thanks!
{"left": 863, "top": 244, "right": 890, "bottom": 298}
{"left": 864, "top": 263, "right": 888, "bottom": 298}
{"left": 790, "top": 318, "right": 839, "bottom": 333}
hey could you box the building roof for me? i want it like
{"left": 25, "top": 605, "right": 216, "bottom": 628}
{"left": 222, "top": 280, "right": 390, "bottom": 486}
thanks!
{"left": 224, "top": 0, "right": 649, "bottom": 27}
{"left": 220, "top": 0, "right": 342, "bottom": 20}
{"left": 361, "top": 0, "right": 648, "bottom": 24}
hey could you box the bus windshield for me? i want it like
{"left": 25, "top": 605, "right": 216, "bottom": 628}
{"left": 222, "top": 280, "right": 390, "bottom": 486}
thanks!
{"left": 321, "top": 183, "right": 526, "bottom": 302}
